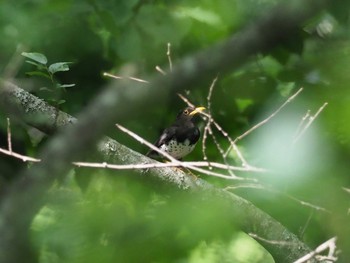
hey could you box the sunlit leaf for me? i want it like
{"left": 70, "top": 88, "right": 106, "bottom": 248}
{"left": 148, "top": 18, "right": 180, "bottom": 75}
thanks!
{"left": 48, "top": 62, "right": 72, "bottom": 74}
{"left": 21, "top": 52, "right": 48, "bottom": 65}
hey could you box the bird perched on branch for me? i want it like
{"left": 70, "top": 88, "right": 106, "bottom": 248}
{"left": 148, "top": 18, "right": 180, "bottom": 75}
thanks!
{"left": 147, "top": 106, "right": 205, "bottom": 160}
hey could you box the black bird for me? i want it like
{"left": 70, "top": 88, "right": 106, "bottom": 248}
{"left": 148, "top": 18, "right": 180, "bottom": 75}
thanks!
{"left": 147, "top": 106, "right": 205, "bottom": 160}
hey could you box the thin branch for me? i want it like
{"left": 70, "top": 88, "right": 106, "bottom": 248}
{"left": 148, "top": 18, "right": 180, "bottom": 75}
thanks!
{"left": 294, "top": 109, "right": 311, "bottom": 139}
{"left": 167, "top": 42, "right": 173, "bottom": 72}
{"left": 225, "top": 183, "right": 330, "bottom": 213}
{"left": 224, "top": 87, "right": 304, "bottom": 157}
{"left": 177, "top": 93, "right": 195, "bottom": 108}
{"left": 7, "top": 117, "right": 12, "bottom": 153}
{"left": 201, "top": 77, "right": 217, "bottom": 164}
{"left": 115, "top": 123, "right": 247, "bottom": 180}
{"left": 249, "top": 233, "right": 294, "bottom": 246}
{"left": 0, "top": 0, "right": 330, "bottom": 260}
{"left": 178, "top": 86, "right": 252, "bottom": 168}
{"left": 299, "top": 209, "right": 314, "bottom": 239}
{"left": 103, "top": 72, "right": 149, "bottom": 83}
{"left": 293, "top": 237, "right": 338, "bottom": 263}
{"left": 293, "top": 102, "right": 328, "bottom": 143}
{"left": 0, "top": 117, "right": 40, "bottom": 162}
{"left": 73, "top": 160, "right": 267, "bottom": 173}
{"left": 155, "top": 66, "right": 167, "bottom": 75}
{"left": 72, "top": 161, "right": 265, "bottom": 174}
{"left": 0, "top": 147, "right": 41, "bottom": 163}
{"left": 0, "top": 118, "right": 263, "bottom": 174}
{"left": 206, "top": 75, "right": 218, "bottom": 112}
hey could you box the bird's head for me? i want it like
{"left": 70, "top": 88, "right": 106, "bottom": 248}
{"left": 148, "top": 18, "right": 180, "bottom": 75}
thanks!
{"left": 176, "top": 106, "right": 206, "bottom": 121}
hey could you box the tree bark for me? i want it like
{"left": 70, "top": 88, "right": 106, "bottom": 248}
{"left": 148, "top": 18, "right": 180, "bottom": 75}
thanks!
{"left": 0, "top": 0, "right": 328, "bottom": 262}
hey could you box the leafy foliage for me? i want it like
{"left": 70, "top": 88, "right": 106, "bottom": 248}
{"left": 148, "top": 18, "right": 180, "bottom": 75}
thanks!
{"left": 1, "top": 0, "right": 350, "bottom": 262}
{"left": 21, "top": 52, "right": 75, "bottom": 106}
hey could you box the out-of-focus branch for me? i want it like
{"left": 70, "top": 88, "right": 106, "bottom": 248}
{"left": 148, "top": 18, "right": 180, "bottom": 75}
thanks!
{"left": 0, "top": 0, "right": 328, "bottom": 262}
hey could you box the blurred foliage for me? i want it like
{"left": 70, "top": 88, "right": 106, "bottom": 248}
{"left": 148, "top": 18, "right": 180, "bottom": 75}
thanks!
{"left": 31, "top": 172, "right": 273, "bottom": 263}
{"left": 1, "top": 0, "right": 350, "bottom": 262}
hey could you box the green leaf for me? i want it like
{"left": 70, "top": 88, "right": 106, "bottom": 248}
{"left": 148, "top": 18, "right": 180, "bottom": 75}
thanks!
{"left": 24, "top": 60, "right": 46, "bottom": 69}
{"left": 277, "top": 82, "right": 295, "bottom": 97}
{"left": 21, "top": 52, "right": 48, "bottom": 65}
{"left": 175, "top": 6, "right": 222, "bottom": 26}
{"left": 58, "top": 84, "right": 75, "bottom": 88}
{"left": 48, "top": 62, "right": 72, "bottom": 74}
{"left": 25, "top": 71, "right": 51, "bottom": 79}
{"left": 57, "top": 100, "right": 66, "bottom": 105}
{"left": 235, "top": 98, "right": 254, "bottom": 113}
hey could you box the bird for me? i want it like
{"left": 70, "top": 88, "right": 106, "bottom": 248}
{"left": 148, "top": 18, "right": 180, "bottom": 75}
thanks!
{"left": 147, "top": 106, "right": 205, "bottom": 160}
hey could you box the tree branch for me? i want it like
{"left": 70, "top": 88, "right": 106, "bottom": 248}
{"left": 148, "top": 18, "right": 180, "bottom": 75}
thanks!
{"left": 0, "top": 0, "right": 329, "bottom": 262}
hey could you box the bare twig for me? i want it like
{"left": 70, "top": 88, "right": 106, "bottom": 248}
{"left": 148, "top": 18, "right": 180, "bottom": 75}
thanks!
{"left": 201, "top": 77, "right": 217, "bottom": 162}
{"left": 7, "top": 118, "right": 12, "bottom": 153}
{"left": 115, "top": 123, "right": 247, "bottom": 180}
{"left": 103, "top": 72, "right": 149, "bottom": 83}
{"left": 343, "top": 187, "right": 350, "bottom": 194}
{"left": 294, "top": 110, "right": 311, "bottom": 139}
{"left": 293, "top": 102, "right": 328, "bottom": 144}
{"left": 224, "top": 87, "right": 304, "bottom": 157}
{"left": 155, "top": 66, "right": 167, "bottom": 75}
{"left": 249, "top": 233, "right": 293, "bottom": 246}
{"left": 178, "top": 86, "right": 252, "bottom": 168}
{"left": 0, "top": 121, "right": 263, "bottom": 174}
{"left": 167, "top": 42, "right": 173, "bottom": 72}
{"left": 0, "top": 117, "right": 40, "bottom": 162}
{"left": 177, "top": 93, "right": 195, "bottom": 108}
{"left": 206, "top": 75, "right": 217, "bottom": 112}
{"left": 293, "top": 237, "right": 338, "bottom": 263}
{"left": 73, "top": 160, "right": 267, "bottom": 173}
{"left": 225, "top": 183, "right": 330, "bottom": 213}
{"left": 299, "top": 209, "right": 314, "bottom": 239}
{"left": 0, "top": 147, "right": 41, "bottom": 162}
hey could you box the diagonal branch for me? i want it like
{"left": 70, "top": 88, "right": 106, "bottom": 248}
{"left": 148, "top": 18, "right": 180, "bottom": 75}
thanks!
{"left": 0, "top": 0, "right": 329, "bottom": 262}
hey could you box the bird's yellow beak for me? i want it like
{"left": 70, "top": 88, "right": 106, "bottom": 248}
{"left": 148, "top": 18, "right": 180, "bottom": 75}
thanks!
{"left": 189, "top": 106, "right": 206, "bottom": 116}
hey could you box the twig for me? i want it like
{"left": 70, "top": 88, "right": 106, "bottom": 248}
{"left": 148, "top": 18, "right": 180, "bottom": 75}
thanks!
{"left": 293, "top": 237, "right": 338, "bottom": 263}
{"left": 249, "top": 233, "right": 293, "bottom": 246}
{"left": 343, "top": 187, "right": 350, "bottom": 194}
{"left": 177, "top": 93, "right": 195, "bottom": 108}
{"left": 206, "top": 75, "right": 217, "bottom": 112}
{"left": 299, "top": 209, "right": 314, "bottom": 239}
{"left": 178, "top": 87, "right": 252, "bottom": 168}
{"left": 224, "top": 87, "right": 304, "bottom": 157}
{"left": 73, "top": 160, "right": 267, "bottom": 173}
{"left": 103, "top": 72, "right": 149, "bottom": 83}
{"left": 0, "top": 117, "right": 40, "bottom": 162}
{"left": 115, "top": 123, "right": 247, "bottom": 180}
{"left": 7, "top": 118, "right": 12, "bottom": 153}
{"left": 167, "top": 42, "right": 173, "bottom": 72}
{"left": 211, "top": 118, "right": 250, "bottom": 167}
{"left": 0, "top": 147, "right": 41, "bottom": 162}
{"left": 201, "top": 77, "right": 217, "bottom": 165}
{"left": 225, "top": 183, "right": 330, "bottom": 213}
{"left": 155, "top": 66, "right": 167, "bottom": 75}
{"left": 293, "top": 102, "right": 328, "bottom": 143}
{"left": 294, "top": 110, "right": 311, "bottom": 139}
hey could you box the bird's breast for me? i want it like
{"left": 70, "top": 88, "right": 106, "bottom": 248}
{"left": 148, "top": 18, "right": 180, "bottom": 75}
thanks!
{"left": 160, "top": 139, "right": 196, "bottom": 159}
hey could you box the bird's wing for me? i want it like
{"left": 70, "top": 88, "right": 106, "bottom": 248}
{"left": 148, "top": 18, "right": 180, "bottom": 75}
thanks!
{"left": 153, "top": 127, "right": 176, "bottom": 147}
{"left": 146, "top": 126, "right": 176, "bottom": 156}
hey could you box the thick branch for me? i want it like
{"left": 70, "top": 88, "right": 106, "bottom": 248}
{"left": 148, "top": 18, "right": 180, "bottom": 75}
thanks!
{"left": 0, "top": 0, "right": 328, "bottom": 262}
{"left": 0, "top": 85, "right": 320, "bottom": 263}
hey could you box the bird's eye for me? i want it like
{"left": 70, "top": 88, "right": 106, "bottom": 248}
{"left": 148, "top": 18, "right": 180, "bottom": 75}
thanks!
{"left": 183, "top": 109, "right": 189, "bottom": 115}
